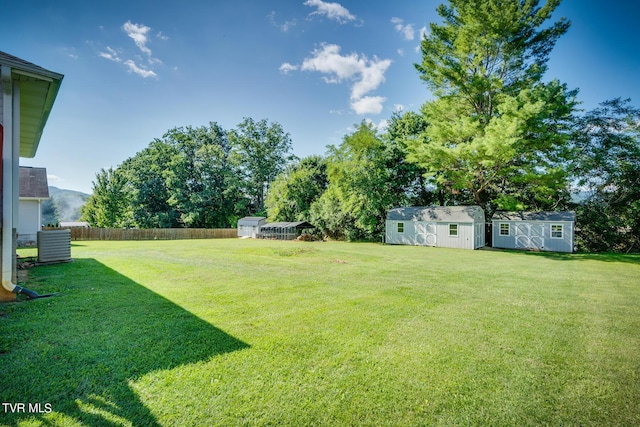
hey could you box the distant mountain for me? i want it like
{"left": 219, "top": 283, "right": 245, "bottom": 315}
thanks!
{"left": 42, "top": 186, "right": 90, "bottom": 225}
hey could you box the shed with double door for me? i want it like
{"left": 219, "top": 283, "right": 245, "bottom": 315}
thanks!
{"left": 237, "top": 216, "right": 266, "bottom": 238}
{"left": 491, "top": 211, "right": 575, "bottom": 253}
{"left": 385, "top": 206, "right": 485, "bottom": 250}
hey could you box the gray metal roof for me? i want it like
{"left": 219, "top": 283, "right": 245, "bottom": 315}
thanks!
{"left": 387, "top": 206, "right": 483, "bottom": 222}
{"left": 237, "top": 216, "right": 266, "bottom": 226}
{"left": 491, "top": 211, "right": 576, "bottom": 222}
{"left": 1, "top": 51, "right": 64, "bottom": 158}
{"left": 19, "top": 166, "right": 49, "bottom": 199}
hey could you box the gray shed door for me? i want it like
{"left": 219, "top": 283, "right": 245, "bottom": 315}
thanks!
{"left": 475, "top": 223, "right": 484, "bottom": 248}
{"left": 515, "top": 223, "right": 544, "bottom": 250}
{"left": 416, "top": 222, "right": 436, "bottom": 246}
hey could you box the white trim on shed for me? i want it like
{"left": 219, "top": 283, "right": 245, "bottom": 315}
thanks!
{"left": 385, "top": 206, "right": 485, "bottom": 250}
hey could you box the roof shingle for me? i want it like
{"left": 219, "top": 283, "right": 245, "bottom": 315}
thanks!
{"left": 19, "top": 167, "right": 49, "bottom": 199}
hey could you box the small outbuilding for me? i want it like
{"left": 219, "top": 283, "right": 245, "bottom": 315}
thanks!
{"left": 259, "top": 221, "right": 315, "bottom": 240}
{"left": 385, "top": 206, "right": 485, "bottom": 250}
{"left": 491, "top": 211, "right": 576, "bottom": 253}
{"left": 237, "top": 216, "right": 266, "bottom": 238}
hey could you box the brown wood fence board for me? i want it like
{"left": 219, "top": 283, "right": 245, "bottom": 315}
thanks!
{"left": 42, "top": 227, "right": 238, "bottom": 241}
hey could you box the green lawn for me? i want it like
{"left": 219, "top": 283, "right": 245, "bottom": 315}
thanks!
{"left": 2, "top": 239, "right": 640, "bottom": 426}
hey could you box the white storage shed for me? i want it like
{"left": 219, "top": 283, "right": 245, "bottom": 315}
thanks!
{"left": 385, "top": 206, "right": 485, "bottom": 250}
{"left": 491, "top": 211, "right": 575, "bottom": 253}
{"left": 237, "top": 216, "right": 266, "bottom": 238}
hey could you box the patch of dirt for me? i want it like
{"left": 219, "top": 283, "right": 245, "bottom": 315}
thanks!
{"left": 331, "top": 259, "right": 346, "bottom": 264}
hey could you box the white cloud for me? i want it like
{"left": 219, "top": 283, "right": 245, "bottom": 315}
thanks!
{"left": 304, "top": 0, "right": 356, "bottom": 24}
{"left": 301, "top": 44, "right": 365, "bottom": 82}
{"left": 297, "top": 43, "right": 391, "bottom": 115}
{"left": 351, "top": 56, "right": 392, "bottom": 100}
{"left": 377, "top": 119, "right": 390, "bottom": 131}
{"left": 391, "top": 17, "right": 415, "bottom": 41}
{"left": 268, "top": 11, "right": 297, "bottom": 32}
{"left": 122, "top": 21, "right": 153, "bottom": 56}
{"left": 98, "top": 46, "right": 122, "bottom": 62}
{"left": 47, "top": 174, "right": 63, "bottom": 183}
{"left": 394, "top": 104, "right": 405, "bottom": 112}
{"left": 365, "top": 118, "right": 390, "bottom": 131}
{"left": 96, "top": 21, "right": 167, "bottom": 78}
{"left": 124, "top": 60, "right": 157, "bottom": 78}
{"left": 351, "top": 96, "right": 387, "bottom": 115}
{"left": 279, "top": 62, "right": 299, "bottom": 74}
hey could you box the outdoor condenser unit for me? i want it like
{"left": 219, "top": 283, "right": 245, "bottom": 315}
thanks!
{"left": 37, "top": 229, "right": 72, "bottom": 264}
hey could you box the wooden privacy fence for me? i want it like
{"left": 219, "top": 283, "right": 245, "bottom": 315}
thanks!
{"left": 43, "top": 227, "right": 237, "bottom": 241}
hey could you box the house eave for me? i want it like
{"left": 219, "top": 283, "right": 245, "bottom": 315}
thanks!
{"left": 0, "top": 51, "right": 64, "bottom": 158}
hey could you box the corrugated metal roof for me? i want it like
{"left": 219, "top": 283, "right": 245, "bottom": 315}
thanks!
{"left": 387, "top": 206, "right": 483, "bottom": 222}
{"left": 19, "top": 166, "right": 49, "bottom": 199}
{"left": 260, "top": 221, "right": 314, "bottom": 230}
{"left": 491, "top": 211, "right": 576, "bottom": 222}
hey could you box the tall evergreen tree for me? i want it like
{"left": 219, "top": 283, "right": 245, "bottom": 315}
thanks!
{"left": 408, "top": 0, "right": 576, "bottom": 216}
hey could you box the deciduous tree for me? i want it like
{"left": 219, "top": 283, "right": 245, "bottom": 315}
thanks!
{"left": 265, "top": 155, "right": 328, "bottom": 222}
{"left": 311, "top": 121, "right": 410, "bottom": 240}
{"left": 229, "top": 118, "right": 295, "bottom": 214}
{"left": 80, "top": 167, "right": 132, "bottom": 227}
{"left": 572, "top": 98, "right": 640, "bottom": 252}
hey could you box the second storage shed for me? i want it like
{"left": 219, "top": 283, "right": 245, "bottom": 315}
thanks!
{"left": 385, "top": 206, "right": 485, "bottom": 250}
{"left": 491, "top": 211, "right": 575, "bottom": 253}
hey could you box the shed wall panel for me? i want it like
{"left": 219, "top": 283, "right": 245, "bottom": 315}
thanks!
{"left": 435, "top": 223, "right": 475, "bottom": 250}
{"left": 492, "top": 220, "right": 574, "bottom": 253}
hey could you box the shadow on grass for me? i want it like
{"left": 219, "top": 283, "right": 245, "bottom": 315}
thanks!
{"left": 494, "top": 248, "right": 640, "bottom": 265}
{"left": 0, "top": 258, "right": 249, "bottom": 426}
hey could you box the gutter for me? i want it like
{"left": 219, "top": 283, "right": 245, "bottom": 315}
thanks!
{"left": 1, "top": 65, "right": 40, "bottom": 299}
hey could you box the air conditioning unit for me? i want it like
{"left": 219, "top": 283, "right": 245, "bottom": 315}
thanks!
{"left": 37, "top": 229, "right": 72, "bottom": 264}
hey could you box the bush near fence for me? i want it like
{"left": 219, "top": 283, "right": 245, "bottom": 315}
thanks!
{"left": 43, "top": 227, "right": 237, "bottom": 241}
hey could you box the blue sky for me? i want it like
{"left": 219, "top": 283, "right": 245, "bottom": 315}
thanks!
{"left": 4, "top": 0, "right": 639, "bottom": 194}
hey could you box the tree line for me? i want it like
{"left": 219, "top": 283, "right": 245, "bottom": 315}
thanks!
{"left": 80, "top": 118, "right": 294, "bottom": 229}
{"left": 81, "top": 0, "right": 639, "bottom": 252}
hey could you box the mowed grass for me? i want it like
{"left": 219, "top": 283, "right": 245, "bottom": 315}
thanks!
{"left": 2, "top": 239, "right": 640, "bottom": 426}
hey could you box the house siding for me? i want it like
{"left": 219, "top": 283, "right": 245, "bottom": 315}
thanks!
{"left": 17, "top": 199, "right": 41, "bottom": 245}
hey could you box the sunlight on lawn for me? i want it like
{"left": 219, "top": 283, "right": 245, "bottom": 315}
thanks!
{"left": 4, "top": 240, "right": 640, "bottom": 426}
